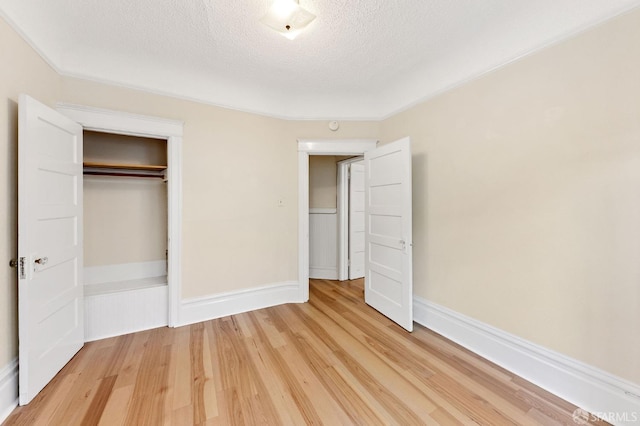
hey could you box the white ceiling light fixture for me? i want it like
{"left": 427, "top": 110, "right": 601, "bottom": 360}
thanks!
{"left": 260, "top": 0, "right": 316, "bottom": 40}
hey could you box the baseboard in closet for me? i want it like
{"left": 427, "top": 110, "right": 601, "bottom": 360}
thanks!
{"left": 85, "top": 285, "right": 168, "bottom": 342}
{"left": 309, "top": 209, "right": 338, "bottom": 280}
{"left": 84, "top": 260, "right": 169, "bottom": 342}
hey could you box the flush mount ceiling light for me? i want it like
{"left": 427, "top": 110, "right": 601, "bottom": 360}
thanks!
{"left": 260, "top": 0, "right": 316, "bottom": 40}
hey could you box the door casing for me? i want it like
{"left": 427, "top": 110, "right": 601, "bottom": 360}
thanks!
{"left": 297, "top": 139, "right": 377, "bottom": 301}
{"left": 56, "top": 103, "right": 183, "bottom": 327}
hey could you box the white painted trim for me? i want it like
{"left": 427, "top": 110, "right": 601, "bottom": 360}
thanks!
{"left": 167, "top": 135, "right": 183, "bottom": 327}
{"left": 298, "top": 139, "right": 377, "bottom": 300}
{"left": 336, "top": 156, "right": 367, "bottom": 166}
{"left": 337, "top": 162, "right": 348, "bottom": 281}
{"left": 179, "top": 281, "right": 300, "bottom": 326}
{"left": 56, "top": 103, "right": 183, "bottom": 137}
{"left": 0, "top": 359, "right": 18, "bottom": 424}
{"left": 85, "top": 285, "right": 168, "bottom": 342}
{"left": 298, "top": 152, "right": 310, "bottom": 302}
{"left": 309, "top": 208, "right": 337, "bottom": 214}
{"left": 336, "top": 156, "right": 365, "bottom": 281}
{"left": 56, "top": 103, "right": 183, "bottom": 328}
{"left": 309, "top": 267, "right": 338, "bottom": 280}
{"left": 414, "top": 297, "right": 640, "bottom": 425}
{"left": 84, "top": 260, "right": 166, "bottom": 285}
{"left": 298, "top": 139, "right": 378, "bottom": 155}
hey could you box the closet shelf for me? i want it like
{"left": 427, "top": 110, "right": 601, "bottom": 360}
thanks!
{"left": 83, "top": 161, "right": 167, "bottom": 178}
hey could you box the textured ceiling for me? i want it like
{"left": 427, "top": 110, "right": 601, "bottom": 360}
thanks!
{"left": 2, "top": 0, "right": 639, "bottom": 119}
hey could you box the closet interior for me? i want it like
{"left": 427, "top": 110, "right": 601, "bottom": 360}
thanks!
{"left": 83, "top": 130, "right": 169, "bottom": 341}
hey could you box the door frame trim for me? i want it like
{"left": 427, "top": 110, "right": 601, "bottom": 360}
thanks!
{"left": 336, "top": 156, "right": 364, "bottom": 281}
{"left": 56, "top": 103, "right": 183, "bottom": 327}
{"left": 297, "top": 139, "right": 377, "bottom": 301}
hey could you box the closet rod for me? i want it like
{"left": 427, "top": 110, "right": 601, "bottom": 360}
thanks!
{"left": 83, "top": 171, "right": 165, "bottom": 178}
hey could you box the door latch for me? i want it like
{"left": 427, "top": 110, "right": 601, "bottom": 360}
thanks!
{"left": 12, "top": 257, "right": 26, "bottom": 279}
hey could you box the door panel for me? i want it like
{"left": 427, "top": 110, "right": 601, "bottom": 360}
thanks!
{"left": 364, "top": 137, "right": 413, "bottom": 331}
{"left": 349, "top": 161, "right": 365, "bottom": 279}
{"left": 18, "top": 94, "right": 84, "bottom": 405}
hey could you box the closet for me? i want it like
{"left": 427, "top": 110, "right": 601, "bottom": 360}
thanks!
{"left": 83, "top": 131, "right": 169, "bottom": 341}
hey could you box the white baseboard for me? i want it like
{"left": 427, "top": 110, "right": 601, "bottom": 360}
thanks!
{"left": 309, "top": 208, "right": 337, "bottom": 214}
{"left": 309, "top": 267, "right": 338, "bottom": 280}
{"left": 179, "top": 281, "right": 301, "bottom": 326}
{"left": 0, "top": 358, "right": 18, "bottom": 424}
{"left": 414, "top": 297, "right": 640, "bottom": 426}
{"left": 84, "top": 260, "right": 167, "bottom": 285}
{"left": 85, "top": 285, "right": 168, "bottom": 342}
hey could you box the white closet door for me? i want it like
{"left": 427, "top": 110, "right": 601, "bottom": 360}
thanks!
{"left": 349, "top": 161, "right": 365, "bottom": 279}
{"left": 364, "top": 137, "right": 413, "bottom": 332}
{"left": 18, "top": 94, "right": 84, "bottom": 405}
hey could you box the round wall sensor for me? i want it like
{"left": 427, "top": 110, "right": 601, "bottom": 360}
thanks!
{"left": 328, "top": 121, "right": 340, "bottom": 131}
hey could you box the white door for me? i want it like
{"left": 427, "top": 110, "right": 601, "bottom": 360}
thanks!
{"left": 18, "top": 94, "right": 84, "bottom": 405}
{"left": 364, "top": 137, "right": 413, "bottom": 331}
{"left": 348, "top": 161, "right": 365, "bottom": 279}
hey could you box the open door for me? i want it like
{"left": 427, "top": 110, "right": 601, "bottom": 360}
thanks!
{"left": 348, "top": 161, "right": 365, "bottom": 279}
{"left": 18, "top": 94, "right": 84, "bottom": 404}
{"left": 364, "top": 137, "right": 413, "bottom": 331}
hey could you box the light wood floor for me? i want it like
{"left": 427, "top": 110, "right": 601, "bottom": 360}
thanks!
{"left": 5, "top": 279, "right": 607, "bottom": 426}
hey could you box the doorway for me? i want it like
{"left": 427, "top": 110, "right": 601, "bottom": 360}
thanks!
{"left": 308, "top": 155, "right": 359, "bottom": 281}
{"left": 297, "top": 139, "right": 378, "bottom": 302}
{"left": 298, "top": 137, "right": 414, "bottom": 332}
{"left": 56, "top": 103, "right": 183, "bottom": 327}
{"left": 82, "top": 130, "right": 169, "bottom": 340}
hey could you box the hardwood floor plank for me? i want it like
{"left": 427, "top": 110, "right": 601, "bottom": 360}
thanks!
{"left": 279, "top": 321, "right": 387, "bottom": 425}
{"left": 169, "top": 404, "right": 194, "bottom": 426}
{"left": 282, "top": 303, "right": 439, "bottom": 421}
{"left": 245, "top": 311, "right": 321, "bottom": 425}
{"left": 3, "top": 279, "right": 609, "bottom": 426}
{"left": 201, "top": 328, "right": 219, "bottom": 421}
{"left": 124, "top": 329, "right": 171, "bottom": 425}
{"left": 211, "top": 317, "right": 282, "bottom": 425}
{"left": 46, "top": 346, "right": 114, "bottom": 425}
{"left": 112, "top": 331, "right": 152, "bottom": 390}
{"left": 80, "top": 375, "right": 117, "bottom": 425}
{"left": 189, "top": 323, "right": 208, "bottom": 424}
{"left": 97, "top": 384, "right": 134, "bottom": 426}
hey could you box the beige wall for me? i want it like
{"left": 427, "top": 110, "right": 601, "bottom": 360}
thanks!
{"left": 309, "top": 156, "right": 355, "bottom": 209}
{"left": 381, "top": 9, "right": 640, "bottom": 383}
{"left": 0, "top": 18, "right": 61, "bottom": 367}
{"left": 83, "top": 177, "right": 168, "bottom": 267}
{"left": 309, "top": 156, "right": 338, "bottom": 209}
{"left": 84, "top": 131, "right": 167, "bottom": 166}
